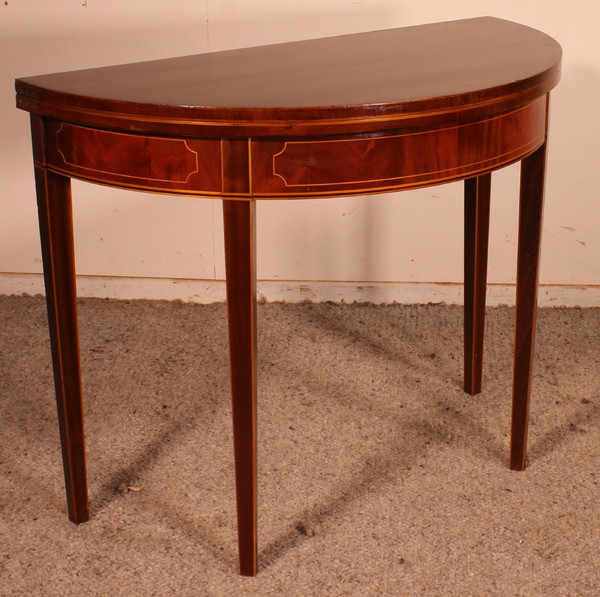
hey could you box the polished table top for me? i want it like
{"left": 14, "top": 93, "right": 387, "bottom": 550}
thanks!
{"left": 16, "top": 17, "right": 562, "bottom": 576}
{"left": 16, "top": 17, "right": 561, "bottom": 137}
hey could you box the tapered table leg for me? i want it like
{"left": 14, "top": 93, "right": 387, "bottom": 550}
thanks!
{"left": 464, "top": 174, "right": 491, "bottom": 395}
{"left": 34, "top": 164, "right": 89, "bottom": 524}
{"left": 223, "top": 199, "right": 258, "bottom": 576}
{"left": 511, "top": 142, "right": 547, "bottom": 471}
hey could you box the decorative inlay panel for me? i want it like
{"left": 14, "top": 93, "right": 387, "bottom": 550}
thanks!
{"left": 251, "top": 98, "right": 546, "bottom": 197}
{"left": 44, "top": 122, "right": 223, "bottom": 196}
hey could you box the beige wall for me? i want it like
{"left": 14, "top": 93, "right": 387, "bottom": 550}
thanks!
{"left": 1, "top": 1, "right": 598, "bottom": 304}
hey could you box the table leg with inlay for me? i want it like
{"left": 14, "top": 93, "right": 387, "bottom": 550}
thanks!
{"left": 464, "top": 173, "right": 492, "bottom": 396}
{"left": 223, "top": 199, "right": 258, "bottom": 576}
{"left": 511, "top": 141, "right": 548, "bottom": 471}
{"left": 32, "top": 114, "right": 89, "bottom": 523}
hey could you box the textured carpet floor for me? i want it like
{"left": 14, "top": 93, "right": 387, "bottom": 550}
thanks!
{"left": 0, "top": 295, "right": 599, "bottom": 596}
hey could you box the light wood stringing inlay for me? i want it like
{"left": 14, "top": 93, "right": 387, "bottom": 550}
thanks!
{"left": 264, "top": 99, "right": 545, "bottom": 194}
{"left": 55, "top": 123, "right": 200, "bottom": 183}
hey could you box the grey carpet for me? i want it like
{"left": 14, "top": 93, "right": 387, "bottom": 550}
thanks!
{"left": 1, "top": 295, "right": 599, "bottom": 596}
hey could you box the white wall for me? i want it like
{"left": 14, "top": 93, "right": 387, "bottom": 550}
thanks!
{"left": 1, "top": 1, "right": 598, "bottom": 305}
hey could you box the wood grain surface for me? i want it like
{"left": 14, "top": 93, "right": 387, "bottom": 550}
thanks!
{"left": 16, "top": 17, "right": 561, "bottom": 136}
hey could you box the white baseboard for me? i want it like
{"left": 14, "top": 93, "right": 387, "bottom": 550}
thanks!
{"left": 1, "top": 273, "right": 599, "bottom": 307}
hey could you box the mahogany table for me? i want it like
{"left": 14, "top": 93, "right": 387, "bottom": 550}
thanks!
{"left": 16, "top": 17, "right": 562, "bottom": 575}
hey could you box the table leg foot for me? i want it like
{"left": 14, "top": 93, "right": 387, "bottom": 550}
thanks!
{"left": 223, "top": 199, "right": 258, "bottom": 576}
{"left": 510, "top": 142, "right": 547, "bottom": 471}
{"left": 464, "top": 173, "right": 491, "bottom": 395}
{"left": 34, "top": 164, "right": 89, "bottom": 523}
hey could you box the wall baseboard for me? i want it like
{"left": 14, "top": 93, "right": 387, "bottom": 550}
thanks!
{"left": 1, "top": 273, "right": 599, "bottom": 307}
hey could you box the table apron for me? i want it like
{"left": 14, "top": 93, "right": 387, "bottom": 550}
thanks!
{"left": 251, "top": 97, "right": 547, "bottom": 197}
{"left": 40, "top": 96, "right": 547, "bottom": 199}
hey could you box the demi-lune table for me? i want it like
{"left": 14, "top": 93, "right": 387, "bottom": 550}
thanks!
{"left": 16, "top": 17, "right": 562, "bottom": 575}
